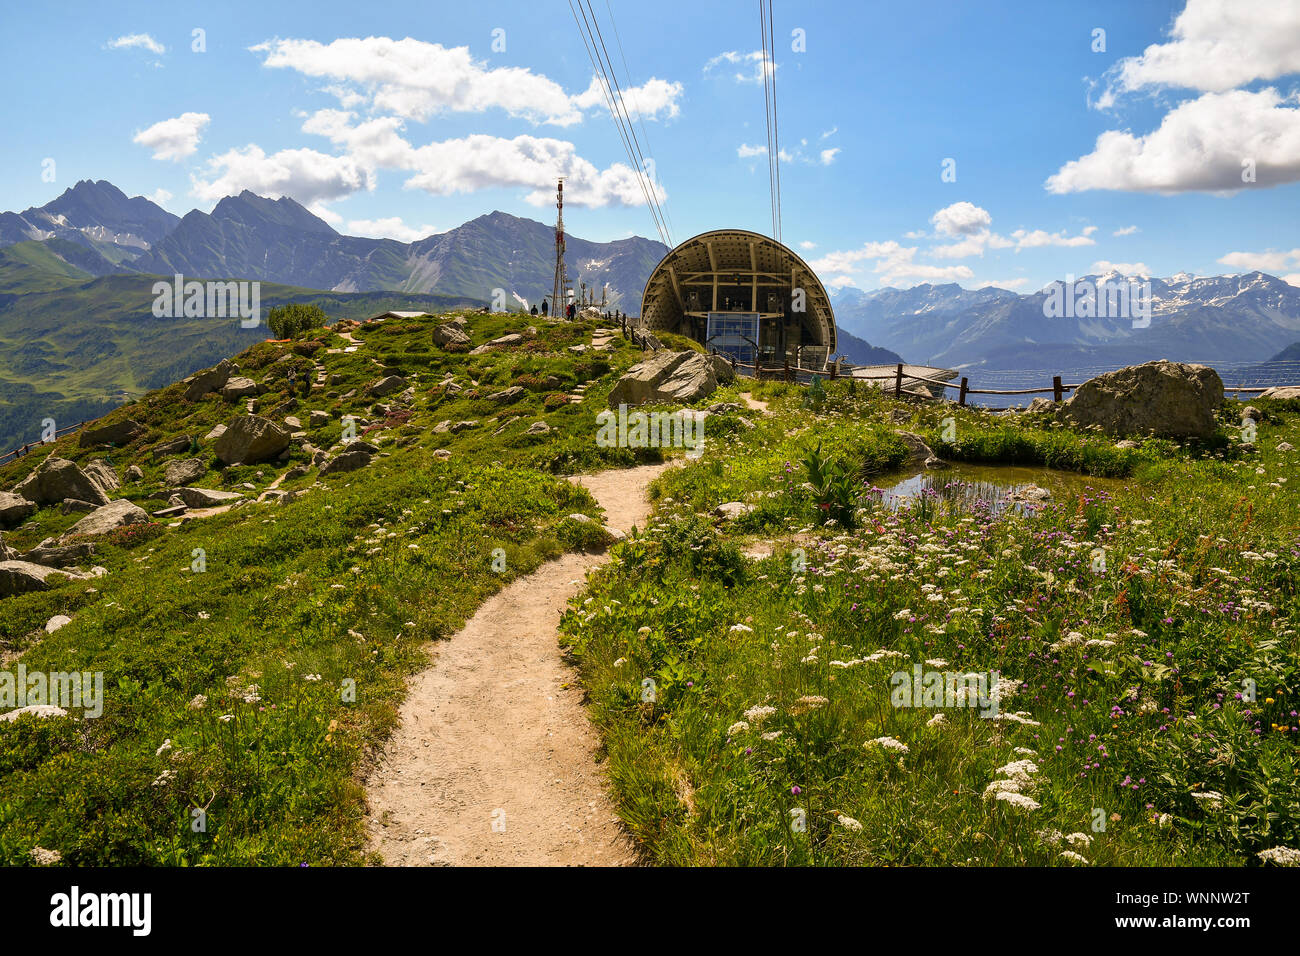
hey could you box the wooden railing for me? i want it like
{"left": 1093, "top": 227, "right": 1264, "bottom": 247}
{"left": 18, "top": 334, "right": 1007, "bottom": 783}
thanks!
{"left": 0, "top": 419, "right": 89, "bottom": 467}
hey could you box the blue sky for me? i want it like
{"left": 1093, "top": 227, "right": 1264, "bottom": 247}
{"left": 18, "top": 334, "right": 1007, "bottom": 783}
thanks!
{"left": 2, "top": 0, "right": 1298, "bottom": 291}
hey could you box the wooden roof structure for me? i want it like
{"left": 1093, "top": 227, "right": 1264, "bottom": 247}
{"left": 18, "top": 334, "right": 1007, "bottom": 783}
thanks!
{"left": 640, "top": 229, "right": 837, "bottom": 360}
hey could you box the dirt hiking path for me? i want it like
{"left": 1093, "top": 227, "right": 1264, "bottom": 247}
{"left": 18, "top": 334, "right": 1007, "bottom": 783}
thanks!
{"left": 366, "top": 460, "right": 675, "bottom": 866}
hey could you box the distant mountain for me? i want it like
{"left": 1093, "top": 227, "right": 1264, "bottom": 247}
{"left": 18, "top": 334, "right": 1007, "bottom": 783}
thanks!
{"left": 0, "top": 180, "right": 178, "bottom": 265}
{"left": 1266, "top": 341, "right": 1300, "bottom": 364}
{"left": 831, "top": 273, "right": 1300, "bottom": 369}
{"left": 126, "top": 194, "right": 666, "bottom": 309}
{"left": 835, "top": 327, "right": 902, "bottom": 366}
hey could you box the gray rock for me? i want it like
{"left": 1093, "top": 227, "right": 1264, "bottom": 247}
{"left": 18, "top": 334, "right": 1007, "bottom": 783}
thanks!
{"left": 1025, "top": 398, "right": 1058, "bottom": 414}
{"left": 164, "top": 458, "right": 207, "bottom": 487}
{"left": 45, "top": 614, "right": 73, "bottom": 633}
{"left": 319, "top": 449, "right": 373, "bottom": 475}
{"left": 60, "top": 499, "right": 98, "bottom": 514}
{"left": 205, "top": 424, "right": 227, "bottom": 441}
{"left": 20, "top": 542, "right": 95, "bottom": 568}
{"left": 176, "top": 487, "right": 244, "bottom": 508}
{"left": 221, "top": 376, "right": 259, "bottom": 400}
{"left": 1260, "top": 386, "right": 1300, "bottom": 400}
{"left": 487, "top": 386, "right": 527, "bottom": 404}
{"left": 433, "top": 323, "right": 470, "bottom": 347}
{"left": 897, "top": 432, "right": 938, "bottom": 462}
{"left": 213, "top": 416, "right": 291, "bottom": 465}
{"left": 713, "top": 501, "right": 755, "bottom": 520}
{"left": 606, "top": 350, "right": 736, "bottom": 408}
{"left": 60, "top": 498, "right": 150, "bottom": 540}
{"left": 469, "top": 333, "right": 524, "bottom": 354}
{"left": 150, "top": 435, "right": 193, "bottom": 462}
{"left": 0, "top": 491, "right": 36, "bottom": 527}
{"left": 1241, "top": 406, "right": 1262, "bottom": 422}
{"left": 368, "top": 375, "right": 408, "bottom": 397}
{"left": 13, "top": 458, "right": 110, "bottom": 507}
{"left": 78, "top": 418, "right": 145, "bottom": 448}
{"left": 83, "top": 459, "right": 121, "bottom": 494}
{"left": 183, "top": 359, "right": 236, "bottom": 401}
{"left": 0, "top": 560, "right": 84, "bottom": 597}
{"left": 125, "top": 465, "right": 144, "bottom": 482}
{"left": 1058, "top": 361, "right": 1224, "bottom": 439}
{"left": 309, "top": 410, "right": 330, "bottom": 428}
{"left": 525, "top": 421, "right": 551, "bottom": 435}
{"left": 1009, "top": 485, "right": 1052, "bottom": 503}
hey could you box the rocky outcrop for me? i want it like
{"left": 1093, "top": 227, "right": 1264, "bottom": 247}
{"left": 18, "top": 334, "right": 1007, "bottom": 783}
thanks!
{"left": 0, "top": 491, "right": 36, "bottom": 527}
{"left": 368, "top": 375, "right": 408, "bottom": 397}
{"left": 0, "top": 560, "right": 83, "bottom": 596}
{"left": 60, "top": 498, "right": 149, "bottom": 539}
{"left": 164, "top": 458, "right": 207, "bottom": 487}
{"left": 176, "top": 487, "right": 244, "bottom": 508}
{"left": 78, "top": 419, "right": 145, "bottom": 448}
{"left": 183, "top": 359, "right": 236, "bottom": 401}
{"left": 1058, "top": 361, "right": 1224, "bottom": 439}
{"left": 13, "top": 458, "right": 111, "bottom": 507}
{"left": 433, "top": 323, "right": 471, "bottom": 347}
{"left": 319, "top": 448, "right": 373, "bottom": 475}
{"left": 221, "top": 376, "right": 259, "bottom": 400}
{"left": 150, "top": 435, "right": 193, "bottom": 461}
{"left": 1260, "top": 386, "right": 1300, "bottom": 400}
{"left": 487, "top": 387, "right": 526, "bottom": 404}
{"left": 606, "top": 350, "right": 736, "bottom": 408}
{"left": 83, "top": 459, "right": 120, "bottom": 495}
{"left": 212, "top": 415, "right": 291, "bottom": 465}
{"left": 469, "top": 333, "right": 523, "bottom": 355}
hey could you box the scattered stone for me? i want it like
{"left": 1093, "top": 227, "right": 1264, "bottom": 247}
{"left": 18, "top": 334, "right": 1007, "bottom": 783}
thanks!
{"left": 0, "top": 704, "right": 69, "bottom": 722}
{"left": 897, "top": 432, "right": 939, "bottom": 462}
{"left": 205, "top": 424, "right": 227, "bottom": 441}
{"left": 924, "top": 456, "right": 949, "bottom": 470}
{"left": 1241, "top": 405, "right": 1263, "bottom": 422}
{"left": 706, "top": 402, "right": 742, "bottom": 415}
{"left": 525, "top": 421, "right": 551, "bottom": 435}
{"left": 221, "top": 376, "right": 259, "bottom": 400}
{"left": 152, "top": 505, "right": 188, "bottom": 519}
{"left": 13, "top": 458, "right": 110, "bottom": 507}
{"left": 60, "top": 499, "right": 97, "bottom": 514}
{"left": 469, "top": 333, "right": 523, "bottom": 354}
{"left": 78, "top": 418, "right": 145, "bottom": 448}
{"left": 487, "top": 386, "right": 526, "bottom": 404}
{"left": 309, "top": 410, "right": 330, "bottom": 428}
{"left": 45, "top": 615, "right": 72, "bottom": 633}
{"left": 1058, "top": 360, "right": 1223, "bottom": 439}
{"left": 284, "top": 416, "right": 302, "bottom": 429}
{"left": 1278, "top": 441, "right": 1295, "bottom": 452}
{"left": 319, "top": 449, "right": 373, "bottom": 476}
{"left": 433, "top": 323, "right": 471, "bottom": 347}
{"left": 368, "top": 375, "right": 408, "bottom": 397}
{"left": 1025, "top": 397, "right": 1058, "bottom": 414}
{"left": 432, "top": 449, "right": 452, "bottom": 461}
{"left": 1009, "top": 485, "right": 1052, "bottom": 503}
{"left": 1259, "top": 386, "right": 1300, "bottom": 400}
{"left": 21, "top": 543, "right": 95, "bottom": 568}
{"left": 60, "top": 498, "right": 149, "bottom": 540}
{"left": 83, "top": 459, "right": 121, "bottom": 494}
{"left": 0, "top": 561, "right": 83, "bottom": 597}
{"left": 176, "top": 487, "right": 244, "bottom": 508}
{"left": 183, "top": 359, "right": 236, "bottom": 401}
{"left": 125, "top": 465, "right": 144, "bottom": 482}
{"left": 0, "top": 492, "right": 36, "bottom": 527}
{"left": 213, "top": 415, "right": 291, "bottom": 465}
{"left": 164, "top": 458, "right": 207, "bottom": 487}
{"left": 607, "top": 350, "right": 736, "bottom": 407}
{"left": 1115, "top": 439, "right": 1140, "bottom": 450}
{"left": 150, "top": 436, "right": 193, "bottom": 462}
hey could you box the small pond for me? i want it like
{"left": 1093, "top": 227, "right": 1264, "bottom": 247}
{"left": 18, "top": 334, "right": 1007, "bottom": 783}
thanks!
{"left": 870, "top": 462, "right": 1124, "bottom": 517}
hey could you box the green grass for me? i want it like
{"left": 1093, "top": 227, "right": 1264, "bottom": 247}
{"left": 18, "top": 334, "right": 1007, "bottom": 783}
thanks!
{"left": 559, "top": 380, "right": 1300, "bottom": 866}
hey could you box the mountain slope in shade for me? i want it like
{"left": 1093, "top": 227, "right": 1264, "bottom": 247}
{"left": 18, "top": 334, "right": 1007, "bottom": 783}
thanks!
{"left": 0, "top": 180, "right": 178, "bottom": 265}
{"left": 832, "top": 273, "right": 1300, "bottom": 369}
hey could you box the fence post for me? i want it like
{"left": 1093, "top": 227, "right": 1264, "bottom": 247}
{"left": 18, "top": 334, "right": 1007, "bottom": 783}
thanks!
{"left": 894, "top": 363, "right": 904, "bottom": 398}
{"left": 1053, "top": 375, "right": 1063, "bottom": 403}
{"left": 829, "top": 361, "right": 837, "bottom": 380}
{"left": 959, "top": 377, "right": 969, "bottom": 407}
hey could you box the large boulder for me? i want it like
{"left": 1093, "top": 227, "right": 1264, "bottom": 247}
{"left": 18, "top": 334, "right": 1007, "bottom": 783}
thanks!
{"left": 164, "top": 458, "right": 207, "bottom": 487}
{"left": 176, "top": 487, "right": 244, "bottom": 508}
{"left": 21, "top": 542, "right": 95, "bottom": 567}
{"left": 1058, "top": 361, "right": 1224, "bottom": 439}
{"left": 1260, "top": 386, "right": 1300, "bottom": 400}
{"left": 606, "top": 350, "right": 736, "bottom": 408}
{"left": 487, "top": 386, "right": 526, "bottom": 405}
{"left": 469, "top": 333, "right": 524, "bottom": 354}
{"left": 12, "top": 458, "right": 110, "bottom": 507}
{"left": 319, "top": 449, "right": 373, "bottom": 476}
{"left": 150, "top": 435, "right": 193, "bottom": 462}
{"left": 221, "top": 376, "right": 259, "bottom": 400}
{"left": 0, "top": 560, "right": 83, "bottom": 596}
{"left": 0, "top": 492, "right": 36, "bottom": 528}
{"left": 60, "top": 498, "right": 149, "bottom": 540}
{"left": 183, "top": 359, "right": 236, "bottom": 401}
{"left": 433, "top": 323, "right": 471, "bottom": 347}
{"left": 369, "top": 375, "right": 408, "bottom": 397}
{"left": 212, "top": 416, "right": 291, "bottom": 465}
{"left": 83, "top": 459, "right": 120, "bottom": 495}
{"left": 78, "top": 418, "right": 145, "bottom": 448}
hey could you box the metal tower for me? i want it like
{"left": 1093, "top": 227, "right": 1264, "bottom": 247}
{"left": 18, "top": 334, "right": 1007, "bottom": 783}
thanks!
{"left": 551, "top": 179, "right": 568, "bottom": 318}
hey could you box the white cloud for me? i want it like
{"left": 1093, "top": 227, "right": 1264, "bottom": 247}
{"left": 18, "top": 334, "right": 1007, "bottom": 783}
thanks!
{"left": 819, "top": 148, "right": 840, "bottom": 166}
{"left": 191, "top": 145, "right": 374, "bottom": 205}
{"left": 1283, "top": 274, "right": 1300, "bottom": 288}
{"left": 973, "top": 278, "right": 1031, "bottom": 290}
{"left": 704, "top": 50, "right": 773, "bottom": 84}
{"left": 133, "top": 112, "right": 210, "bottom": 161}
{"left": 1217, "top": 248, "right": 1300, "bottom": 272}
{"left": 931, "top": 201, "right": 993, "bottom": 237}
{"left": 346, "top": 217, "right": 438, "bottom": 242}
{"left": 1098, "top": 0, "right": 1300, "bottom": 102}
{"left": 1011, "top": 228, "right": 1096, "bottom": 249}
{"left": 252, "top": 37, "right": 681, "bottom": 127}
{"left": 1113, "top": 225, "right": 1140, "bottom": 236}
{"left": 1051, "top": 87, "right": 1300, "bottom": 194}
{"left": 1090, "top": 260, "right": 1152, "bottom": 276}
{"left": 799, "top": 240, "right": 816, "bottom": 250}
{"left": 109, "top": 33, "right": 165, "bottom": 56}
{"left": 810, "top": 240, "right": 973, "bottom": 286}
{"left": 821, "top": 126, "right": 838, "bottom": 139}
{"left": 736, "top": 143, "right": 793, "bottom": 162}
{"left": 146, "top": 188, "right": 173, "bottom": 208}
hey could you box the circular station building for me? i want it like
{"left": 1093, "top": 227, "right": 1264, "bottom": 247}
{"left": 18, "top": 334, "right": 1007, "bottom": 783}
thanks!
{"left": 639, "top": 229, "right": 837, "bottom": 370}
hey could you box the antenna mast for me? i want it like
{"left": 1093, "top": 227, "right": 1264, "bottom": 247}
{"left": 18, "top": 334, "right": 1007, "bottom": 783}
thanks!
{"left": 552, "top": 178, "right": 568, "bottom": 318}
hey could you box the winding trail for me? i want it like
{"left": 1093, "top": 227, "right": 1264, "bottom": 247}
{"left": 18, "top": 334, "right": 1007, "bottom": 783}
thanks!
{"left": 366, "top": 460, "right": 674, "bottom": 866}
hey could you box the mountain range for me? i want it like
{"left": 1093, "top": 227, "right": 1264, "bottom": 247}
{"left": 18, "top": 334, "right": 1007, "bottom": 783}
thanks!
{"left": 831, "top": 272, "right": 1300, "bottom": 372}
